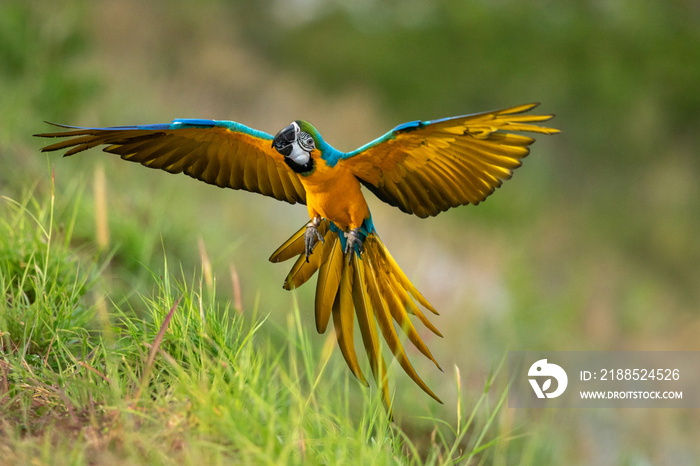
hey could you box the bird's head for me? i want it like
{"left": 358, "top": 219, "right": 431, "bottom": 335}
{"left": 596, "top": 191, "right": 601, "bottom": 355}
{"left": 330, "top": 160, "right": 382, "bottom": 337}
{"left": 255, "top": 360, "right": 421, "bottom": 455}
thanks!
{"left": 272, "top": 120, "right": 320, "bottom": 174}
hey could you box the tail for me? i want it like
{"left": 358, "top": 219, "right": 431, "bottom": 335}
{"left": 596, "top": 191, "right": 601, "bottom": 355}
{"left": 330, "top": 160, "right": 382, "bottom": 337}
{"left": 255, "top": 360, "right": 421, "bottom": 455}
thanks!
{"left": 269, "top": 219, "right": 443, "bottom": 409}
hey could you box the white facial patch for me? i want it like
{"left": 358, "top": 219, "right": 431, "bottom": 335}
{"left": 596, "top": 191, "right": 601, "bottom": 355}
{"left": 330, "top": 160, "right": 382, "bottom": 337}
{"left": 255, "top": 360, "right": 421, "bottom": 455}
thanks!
{"left": 288, "top": 142, "right": 310, "bottom": 165}
{"left": 284, "top": 121, "right": 312, "bottom": 166}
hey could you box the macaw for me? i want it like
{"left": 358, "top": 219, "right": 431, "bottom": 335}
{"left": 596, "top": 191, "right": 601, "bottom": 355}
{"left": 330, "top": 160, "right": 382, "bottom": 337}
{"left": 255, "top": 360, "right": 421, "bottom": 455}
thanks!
{"left": 36, "top": 103, "right": 558, "bottom": 408}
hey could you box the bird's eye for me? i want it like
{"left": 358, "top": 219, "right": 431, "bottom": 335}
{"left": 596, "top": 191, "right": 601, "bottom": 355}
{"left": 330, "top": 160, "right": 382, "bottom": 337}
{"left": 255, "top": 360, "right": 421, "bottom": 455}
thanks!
{"left": 298, "top": 132, "right": 315, "bottom": 152}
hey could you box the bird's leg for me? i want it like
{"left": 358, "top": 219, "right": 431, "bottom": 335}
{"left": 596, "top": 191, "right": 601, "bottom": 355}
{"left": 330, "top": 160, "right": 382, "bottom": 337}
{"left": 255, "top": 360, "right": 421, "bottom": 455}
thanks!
{"left": 304, "top": 216, "right": 324, "bottom": 262}
{"left": 344, "top": 227, "right": 365, "bottom": 263}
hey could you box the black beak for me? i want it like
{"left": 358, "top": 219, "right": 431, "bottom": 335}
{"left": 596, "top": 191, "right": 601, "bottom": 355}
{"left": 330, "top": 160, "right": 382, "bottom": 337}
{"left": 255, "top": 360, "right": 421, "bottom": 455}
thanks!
{"left": 272, "top": 123, "right": 296, "bottom": 157}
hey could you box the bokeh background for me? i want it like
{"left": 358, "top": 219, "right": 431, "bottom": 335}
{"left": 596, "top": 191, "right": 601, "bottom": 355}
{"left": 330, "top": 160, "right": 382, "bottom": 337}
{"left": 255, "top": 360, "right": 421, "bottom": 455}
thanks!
{"left": 2, "top": 0, "right": 699, "bottom": 463}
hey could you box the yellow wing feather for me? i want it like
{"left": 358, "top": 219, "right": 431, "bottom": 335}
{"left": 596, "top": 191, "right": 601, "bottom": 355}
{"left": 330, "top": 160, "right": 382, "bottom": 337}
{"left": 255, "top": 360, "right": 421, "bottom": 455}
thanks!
{"left": 342, "top": 103, "right": 558, "bottom": 217}
{"left": 37, "top": 124, "right": 307, "bottom": 206}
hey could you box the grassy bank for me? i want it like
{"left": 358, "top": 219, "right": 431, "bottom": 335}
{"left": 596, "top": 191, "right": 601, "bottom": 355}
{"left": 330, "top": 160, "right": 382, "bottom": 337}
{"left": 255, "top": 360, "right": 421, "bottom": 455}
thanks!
{"left": 0, "top": 186, "right": 517, "bottom": 465}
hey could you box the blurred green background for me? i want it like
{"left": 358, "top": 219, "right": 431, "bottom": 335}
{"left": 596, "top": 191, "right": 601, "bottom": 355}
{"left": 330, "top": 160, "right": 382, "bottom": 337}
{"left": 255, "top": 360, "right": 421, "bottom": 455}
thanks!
{"left": 2, "top": 0, "right": 699, "bottom": 463}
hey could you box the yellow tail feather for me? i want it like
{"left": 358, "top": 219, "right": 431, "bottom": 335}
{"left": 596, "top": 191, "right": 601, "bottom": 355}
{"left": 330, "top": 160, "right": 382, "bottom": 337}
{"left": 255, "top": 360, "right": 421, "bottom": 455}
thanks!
{"left": 270, "top": 219, "right": 442, "bottom": 409}
{"left": 351, "top": 256, "right": 392, "bottom": 410}
{"left": 315, "top": 237, "right": 343, "bottom": 333}
{"left": 269, "top": 221, "right": 329, "bottom": 263}
{"left": 331, "top": 261, "right": 368, "bottom": 386}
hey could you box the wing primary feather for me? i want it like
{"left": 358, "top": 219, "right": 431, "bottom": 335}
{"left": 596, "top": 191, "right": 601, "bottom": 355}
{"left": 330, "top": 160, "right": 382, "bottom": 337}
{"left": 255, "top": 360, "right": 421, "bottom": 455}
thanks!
{"left": 197, "top": 144, "right": 224, "bottom": 184}
{"left": 212, "top": 144, "right": 233, "bottom": 188}
{"left": 429, "top": 157, "right": 486, "bottom": 205}
{"left": 426, "top": 159, "right": 472, "bottom": 203}
{"left": 455, "top": 144, "right": 520, "bottom": 181}
{"left": 359, "top": 179, "right": 410, "bottom": 215}
{"left": 223, "top": 140, "right": 245, "bottom": 187}
{"left": 162, "top": 148, "right": 201, "bottom": 174}
{"left": 418, "top": 165, "right": 461, "bottom": 210}
{"left": 399, "top": 173, "right": 433, "bottom": 215}
{"left": 241, "top": 148, "right": 258, "bottom": 192}
{"left": 414, "top": 170, "right": 452, "bottom": 211}
{"left": 498, "top": 102, "right": 540, "bottom": 114}
{"left": 445, "top": 154, "right": 500, "bottom": 202}
{"left": 264, "top": 157, "right": 287, "bottom": 200}
{"left": 103, "top": 138, "right": 161, "bottom": 162}
{"left": 276, "top": 164, "right": 301, "bottom": 201}
{"left": 254, "top": 154, "right": 274, "bottom": 197}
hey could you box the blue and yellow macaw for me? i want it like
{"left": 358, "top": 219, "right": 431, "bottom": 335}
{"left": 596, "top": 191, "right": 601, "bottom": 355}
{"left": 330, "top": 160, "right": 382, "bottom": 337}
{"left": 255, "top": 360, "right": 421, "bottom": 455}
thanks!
{"left": 36, "top": 103, "right": 557, "bottom": 407}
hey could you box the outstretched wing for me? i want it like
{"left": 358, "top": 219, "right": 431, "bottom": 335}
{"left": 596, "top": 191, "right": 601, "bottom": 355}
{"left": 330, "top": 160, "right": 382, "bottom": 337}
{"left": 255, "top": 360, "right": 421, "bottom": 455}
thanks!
{"left": 340, "top": 103, "right": 558, "bottom": 218}
{"left": 36, "top": 119, "right": 307, "bottom": 205}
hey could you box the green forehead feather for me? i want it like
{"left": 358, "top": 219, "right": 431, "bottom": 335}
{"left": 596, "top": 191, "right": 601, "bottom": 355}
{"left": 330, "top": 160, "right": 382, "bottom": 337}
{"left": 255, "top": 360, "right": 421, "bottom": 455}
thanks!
{"left": 295, "top": 120, "right": 320, "bottom": 141}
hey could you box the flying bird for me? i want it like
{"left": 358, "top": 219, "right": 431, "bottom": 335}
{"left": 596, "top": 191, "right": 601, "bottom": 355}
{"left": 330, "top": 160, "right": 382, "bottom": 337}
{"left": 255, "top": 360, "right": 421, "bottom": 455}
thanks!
{"left": 36, "top": 103, "right": 558, "bottom": 408}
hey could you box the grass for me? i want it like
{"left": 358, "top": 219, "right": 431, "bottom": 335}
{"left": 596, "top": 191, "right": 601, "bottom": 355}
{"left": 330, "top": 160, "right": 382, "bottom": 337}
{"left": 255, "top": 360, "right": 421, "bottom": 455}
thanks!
{"left": 3, "top": 2, "right": 699, "bottom": 462}
{"left": 0, "top": 180, "right": 519, "bottom": 465}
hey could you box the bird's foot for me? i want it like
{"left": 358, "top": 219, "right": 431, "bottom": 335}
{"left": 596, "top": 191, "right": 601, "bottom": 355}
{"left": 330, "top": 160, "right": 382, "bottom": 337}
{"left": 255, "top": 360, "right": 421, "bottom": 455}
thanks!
{"left": 344, "top": 228, "right": 364, "bottom": 263}
{"left": 304, "top": 217, "right": 324, "bottom": 262}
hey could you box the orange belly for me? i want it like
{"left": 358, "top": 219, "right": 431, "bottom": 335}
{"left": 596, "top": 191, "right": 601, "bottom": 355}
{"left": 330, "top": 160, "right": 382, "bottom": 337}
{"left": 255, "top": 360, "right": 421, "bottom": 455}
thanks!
{"left": 300, "top": 161, "right": 370, "bottom": 231}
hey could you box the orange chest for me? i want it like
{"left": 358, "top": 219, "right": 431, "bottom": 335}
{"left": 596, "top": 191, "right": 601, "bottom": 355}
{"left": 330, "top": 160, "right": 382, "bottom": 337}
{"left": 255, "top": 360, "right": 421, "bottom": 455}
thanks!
{"left": 300, "top": 158, "right": 370, "bottom": 230}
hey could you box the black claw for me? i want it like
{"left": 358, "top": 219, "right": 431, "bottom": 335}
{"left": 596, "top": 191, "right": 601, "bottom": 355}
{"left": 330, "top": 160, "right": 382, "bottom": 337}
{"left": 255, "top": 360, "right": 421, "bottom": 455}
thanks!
{"left": 344, "top": 228, "right": 364, "bottom": 264}
{"left": 304, "top": 220, "right": 324, "bottom": 262}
